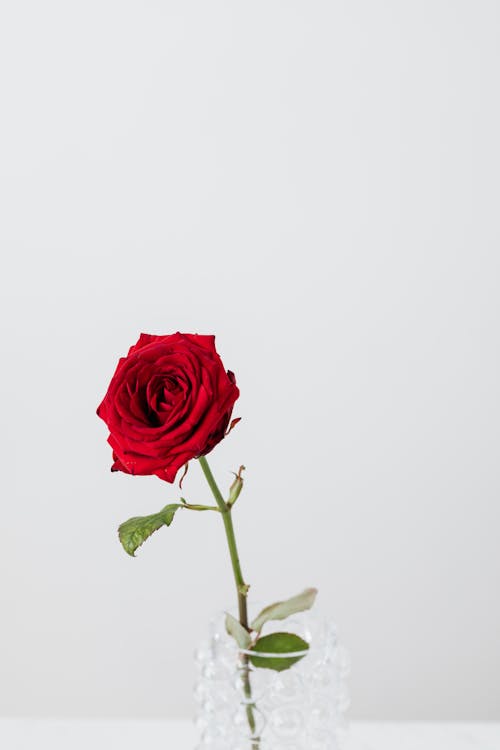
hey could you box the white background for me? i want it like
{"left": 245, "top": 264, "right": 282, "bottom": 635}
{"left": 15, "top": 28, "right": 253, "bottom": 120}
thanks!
{"left": 1, "top": 0, "right": 499, "bottom": 721}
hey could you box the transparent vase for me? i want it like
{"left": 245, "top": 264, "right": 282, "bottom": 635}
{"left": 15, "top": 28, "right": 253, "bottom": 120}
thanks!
{"left": 194, "top": 606, "right": 349, "bottom": 750}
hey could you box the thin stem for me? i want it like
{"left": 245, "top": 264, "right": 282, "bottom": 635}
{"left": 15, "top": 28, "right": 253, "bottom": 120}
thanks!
{"left": 197, "top": 456, "right": 259, "bottom": 749}
{"left": 198, "top": 456, "right": 249, "bottom": 627}
{"left": 197, "top": 455, "right": 227, "bottom": 509}
{"left": 181, "top": 502, "right": 220, "bottom": 512}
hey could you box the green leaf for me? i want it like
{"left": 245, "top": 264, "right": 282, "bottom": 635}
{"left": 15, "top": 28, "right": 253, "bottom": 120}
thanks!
{"left": 118, "top": 504, "right": 182, "bottom": 557}
{"left": 249, "top": 632, "right": 309, "bottom": 672}
{"left": 228, "top": 465, "right": 245, "bottom": 507}
{"left": 225, "top": 613, "right": 252, "bottom": 650}
{"left": 250, "top": 588, "right": 318, "bottom": 632}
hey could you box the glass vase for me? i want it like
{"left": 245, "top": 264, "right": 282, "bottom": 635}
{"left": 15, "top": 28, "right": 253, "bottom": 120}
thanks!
{"left": 194, "top": 607, "right": 349, "bottom": 750}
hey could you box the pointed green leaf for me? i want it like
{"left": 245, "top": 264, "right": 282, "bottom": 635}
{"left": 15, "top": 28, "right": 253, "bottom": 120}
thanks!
{"left": 118, "top": 503, "right": 182, "bottom": 557}
{"left": 250, "top": 588, "right": 318, "bottom": 632}
{"left": 249, "top": 632, "right": 309, "bottom": 672}
{"left": 225, "top": 613, "right": 252, "bottom": 650}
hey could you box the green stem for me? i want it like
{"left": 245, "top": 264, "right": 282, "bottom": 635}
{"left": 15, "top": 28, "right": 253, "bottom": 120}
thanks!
{"left": 181, "top": 502, "right": 220, "bottom": 512}
{"left": 197, "top": 456, "right": 259, "bottom": 749}
{"left": 198, "top": 456, "right": 249, "bottom": 627}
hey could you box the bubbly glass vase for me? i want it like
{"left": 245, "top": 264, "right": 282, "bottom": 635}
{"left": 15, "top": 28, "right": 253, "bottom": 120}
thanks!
{"left": 194, "top": 607, "right": 349, "bottom": 750}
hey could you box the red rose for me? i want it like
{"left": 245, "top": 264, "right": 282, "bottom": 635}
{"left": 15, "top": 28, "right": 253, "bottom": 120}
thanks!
{"left": 97, "top": 332, "right": 239, "bottom": 483}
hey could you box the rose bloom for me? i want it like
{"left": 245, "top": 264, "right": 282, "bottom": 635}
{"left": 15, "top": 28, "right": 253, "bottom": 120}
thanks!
{"left": 97, "top": 332, "right": 239, "bottom": 482}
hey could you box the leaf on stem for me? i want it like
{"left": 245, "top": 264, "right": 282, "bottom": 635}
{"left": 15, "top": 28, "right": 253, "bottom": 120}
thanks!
{"left": 250, "top": 588, "right": 318, "bottom": 632}
{"left": 228, "top": 465, "right": 245, "bottom": 507}
{"left": 225, "top": 613, "right": 252, "bottom": 649}
{"left": 118, "top": 504, "right": 182, "bottom": 557}
{"left": 249, "top": 632, "right": 309, "bottom": 672}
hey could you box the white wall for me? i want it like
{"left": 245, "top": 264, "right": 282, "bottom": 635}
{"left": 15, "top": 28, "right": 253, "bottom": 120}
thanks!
{"left": 1, "top": 0, "right": 499, "bottom": 721}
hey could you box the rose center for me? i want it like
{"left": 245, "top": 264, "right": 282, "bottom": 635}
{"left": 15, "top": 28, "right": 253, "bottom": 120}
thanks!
{"left": 146, "top": 375, "right": 183, "bottom": 425}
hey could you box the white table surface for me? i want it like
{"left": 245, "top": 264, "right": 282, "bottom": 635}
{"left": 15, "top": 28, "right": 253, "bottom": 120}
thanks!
{"left": 0, "top": 719, "right": 498, "bottom": 749}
